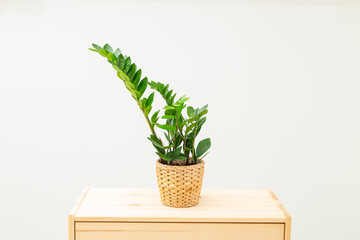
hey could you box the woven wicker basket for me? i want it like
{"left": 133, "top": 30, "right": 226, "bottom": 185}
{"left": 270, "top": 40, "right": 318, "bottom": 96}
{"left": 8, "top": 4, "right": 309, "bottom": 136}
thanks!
{"left": 156, "top": 159, "right": 205, "bottom": 208}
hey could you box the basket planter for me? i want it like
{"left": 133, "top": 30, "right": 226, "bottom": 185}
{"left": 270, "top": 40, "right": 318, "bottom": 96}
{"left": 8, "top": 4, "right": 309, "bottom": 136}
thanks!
{"left": 156, "top": 160, "right": 205, "bottom": 208}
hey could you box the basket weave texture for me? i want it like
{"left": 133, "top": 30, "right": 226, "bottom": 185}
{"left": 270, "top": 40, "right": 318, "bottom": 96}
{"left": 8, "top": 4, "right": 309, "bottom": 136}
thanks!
{"left": 156, "top": 159, "right": 205, "bottom": 208}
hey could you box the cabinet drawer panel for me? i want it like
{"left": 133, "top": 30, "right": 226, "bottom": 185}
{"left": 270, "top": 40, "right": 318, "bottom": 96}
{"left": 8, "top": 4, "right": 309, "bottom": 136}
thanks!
{"left": 76, "top": 222, "right": 284, "bottom": 240}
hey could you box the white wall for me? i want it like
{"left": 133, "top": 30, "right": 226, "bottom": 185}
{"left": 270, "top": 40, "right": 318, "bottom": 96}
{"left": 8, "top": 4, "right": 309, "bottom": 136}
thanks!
{"left": 1, "top": 0, "right": 359, "bottom": 239}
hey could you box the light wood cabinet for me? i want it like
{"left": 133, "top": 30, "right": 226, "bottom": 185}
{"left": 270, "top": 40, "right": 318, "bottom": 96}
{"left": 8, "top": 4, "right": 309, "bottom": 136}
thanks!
{"left": 69, "top": 188, "right": 291, "bottom": 240}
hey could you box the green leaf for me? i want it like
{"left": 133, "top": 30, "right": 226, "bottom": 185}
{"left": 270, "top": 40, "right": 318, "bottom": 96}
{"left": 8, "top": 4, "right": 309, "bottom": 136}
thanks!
{"left": 106, "top": 52, "right": 117, "bottom": 62}
{"left": 130, "top": 90, "right": 140, "bottom": 100}
{"left": 174, "top": 135, "right": 183, "bottom": 148}
{"left": 156, "top": 152, "right": 172, "bottom": 161}
{"left": 151, "top": 110, "right": 160, "bottom": 123}
{"left": 103, "top": 43, "right": 113, "bottom": 53}
{"left": 148, "top": 81, "right": 159, "bottom": 88}
{"left": 99, "top": 49, "right": 107, "bottom": 57}
{"left": 149, "top": 135, "right": 161, "bottom": 146}
{"left": 165, "top": 147, "right": 182, "bottom": 160}
{"left": 112, "top": 64, "right": 121, "bottom": 72}
{"left": 177, "top": 95, "right": 190, "bottom": 104}
{"left": 133, "top": 69, "right": 142, "bottom": 87}
{"left": 163, "top": 106, "right": 175, "bottom": 110}
{"left": 123, "top": 57, "right": 131, "bottom": 73}
{"left": 92, "top": 43, "right": 101, "bottom": 50}
{"left": 196, "top": 138, "right": 211, "bottom": 158}
{"left": 165, "top": 90, "right": 173, "bottom": 100}
{"left": 88, "top": 48, "right": 98, "bottom": 52}
{"left": 198, "top": 117, "right": 207, "bottom": 128}
{"left": 125, "top": 81, "right": 135, "bottom": 91}
{"left": 187, "top": 106, "right": 194, "bottom": 117}
{"left": 149, "top": 135, "right": 165, "bottom": 154}
{"left": 193, "top": 108, "right": 199, "bottom": 117}
{"left": 161, "top": 115, "right": 175, "bottom": 119}
{"left": 157, "top": 124, "right": 176, "bottom": 131}
{"left": 185, "top": 122, "right": 196, "bottom": 134}
{"left": 163, "top": 132, "right": 170, "bottom": 142}
{"left": 164, "top": 109, "right": 176, "bottom": 116}
{"left": 117, "top": 54, "right": 125, "bottom": 70}
{"left": 144, "top": 105, "right": 152, "bottom": 116}
{"left": 162, "top": 84, "right": 169, "bottom": 95}
{"left": 138, "top": 77, "right": 148, "bottom": 98}
{"left": 169, "top": 93, "right": 176, "bottom": 105}
{"left": 200, "top": 104, "right": 208, "bottom": 112}
{"left": 114, "top": 48, "right": 121, "bottom": 57}
{"left": 198, "top": 109, "right": 208, "bottom": 118}
{"left": 146, "top": 92, "right": 154, "bottom": 107}
{"left": 117, "top": 71, "right": 130, "bottom": 82}
{"left": 127, "top": 63, "right": 137, "bottom": 81}
{"left": 148, "top": 135, "right": 163, "bottom": 148}
{"left": 138, "top": 99, "right": 146, "bottom": 110}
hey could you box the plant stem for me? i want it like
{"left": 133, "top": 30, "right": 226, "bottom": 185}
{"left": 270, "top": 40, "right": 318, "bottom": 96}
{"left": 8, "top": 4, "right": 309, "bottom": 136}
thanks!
{"left": 143, "top": 111, "right": 157, "bottom": 137}
{"left": 192, "top": 118, "right": 199, "bottom": 163}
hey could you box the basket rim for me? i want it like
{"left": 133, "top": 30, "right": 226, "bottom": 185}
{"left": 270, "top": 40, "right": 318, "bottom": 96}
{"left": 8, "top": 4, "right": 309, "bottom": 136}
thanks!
{"left": 156, "top": 159, "right": 205, "bottom": 169}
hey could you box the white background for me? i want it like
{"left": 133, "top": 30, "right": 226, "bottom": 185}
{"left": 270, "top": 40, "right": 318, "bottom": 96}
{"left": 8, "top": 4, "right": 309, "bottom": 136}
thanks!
{"left": 0, "top": 0, "right": 359, "bottom": 239}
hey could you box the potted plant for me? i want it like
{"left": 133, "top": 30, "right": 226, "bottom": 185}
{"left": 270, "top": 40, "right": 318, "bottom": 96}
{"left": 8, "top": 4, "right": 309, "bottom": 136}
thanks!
{"left": 89, "top": 43, "right": 211, "bottom": 208}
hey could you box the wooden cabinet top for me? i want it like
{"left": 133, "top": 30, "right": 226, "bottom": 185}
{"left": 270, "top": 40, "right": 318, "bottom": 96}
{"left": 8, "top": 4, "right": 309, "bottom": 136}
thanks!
{"left": 69, "top": 188, "right": 290, "bottom": 223}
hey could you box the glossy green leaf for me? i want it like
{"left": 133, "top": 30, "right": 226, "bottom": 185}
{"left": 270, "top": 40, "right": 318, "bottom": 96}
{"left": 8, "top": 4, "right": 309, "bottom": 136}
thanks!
{"left": 185, "top": 122, "right": 196, "bottom": 134}
{"left": 169, "top": 93, "right": 176, "bottom": 105}
{"left": 146, "top": 92, "right": 154, "bottom": 107}
{"left": 92, "top": 43, "right": 101, "bottom": 50}
{"left": 114, "top": 48, "right": 121, "bottom": 57}
{"left": 156, "top": 152, "right": 172, "bottom": 161}
{"left": 163, "top": 106, "right": 175, "bottom": 110}
{"left": 106, "top": 52, "right": 117, "bottom": 62}
{"left": 138, "top": 77, "right": 148, "bottom": 98}
{"left": 137, "top": 99, "right": 146, "bottom": 110}
{"left": 123, "top": 57, "right": 131, "bottom": 73}
{"left": 151, "top": 110, "right": 160, "bottom": 123}
{"left": 187, "top": 106, "right": 194, "bottom": 117}
{"left": 117, "top": 71, "right": 130, "bottom": 82}
{"left": 196, "top": 138, "right": 211, "bottom": 158}
{"left": 99, "top": 49, "right": 107, "bottom": 57}
{"left": 198, "top": 117, "right": 207, "bottom": 128}
{"left": 162, "top": 84, "right": 169, "bottom": 95}
{"left": 147, "top": 136, "right": 163, "bottom": 149}
{"left": 198, "top": 109, "right": 208, "bottom": 118}
{"left": 177, "top": 95, "right": 190, "bottom": 104}
{"left": 165, "top": 90, "right": 173, "bottom": 100}
{"left": 133, "top": 69, "right": 142, "bottom": 87}
{"left": 125, "top": 81, "right": 135, "bottom": 91}
{"left": 144, "top": 105, "right": 152, "bottom": 116}
{"left": 157, "top": 124, "right": 176, "bottom": 131}
{"left": 130, "top": 90, "right": 140, "bottom": 100}
{"left": 117, "top": 54, "right": 125, "bottom": 70}
{"left": 161, "top": 115, "right": 175, "bottom": 119}
{"left": 127, "top": 63, "right": 137, "bottom": 81}
{"left": 103, "top": 43, "right": 113, "bottom": 53}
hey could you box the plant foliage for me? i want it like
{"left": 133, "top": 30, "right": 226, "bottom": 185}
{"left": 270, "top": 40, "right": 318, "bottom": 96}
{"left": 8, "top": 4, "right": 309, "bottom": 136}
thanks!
{"left": 89, "top": 43, "right": 211, "bottom": 165}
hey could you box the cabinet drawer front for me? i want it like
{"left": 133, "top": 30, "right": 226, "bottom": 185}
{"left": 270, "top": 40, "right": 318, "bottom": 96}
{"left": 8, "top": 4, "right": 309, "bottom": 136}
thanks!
{"left": 76, "top": 222, "right": 284, "bottom": 240}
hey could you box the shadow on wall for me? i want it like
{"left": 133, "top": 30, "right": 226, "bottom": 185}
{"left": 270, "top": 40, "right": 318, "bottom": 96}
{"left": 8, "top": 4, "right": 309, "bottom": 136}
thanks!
{"left": 0, "top": 0, "right": 46, "bottom": 16}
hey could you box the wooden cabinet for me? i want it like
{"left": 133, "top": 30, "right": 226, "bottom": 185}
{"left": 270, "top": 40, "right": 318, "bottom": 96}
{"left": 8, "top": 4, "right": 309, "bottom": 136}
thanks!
{"left": 69, "top": 188, "right": 291, "bottom": 240}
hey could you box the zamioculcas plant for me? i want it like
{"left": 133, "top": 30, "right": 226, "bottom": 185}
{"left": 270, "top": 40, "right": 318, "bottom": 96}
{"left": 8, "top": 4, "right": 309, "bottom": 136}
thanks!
{"left": 89, "top": 43, "right": 211, "bottom": 166}
{"left": 89, "top": 43, "right": 210, "bottom": 207}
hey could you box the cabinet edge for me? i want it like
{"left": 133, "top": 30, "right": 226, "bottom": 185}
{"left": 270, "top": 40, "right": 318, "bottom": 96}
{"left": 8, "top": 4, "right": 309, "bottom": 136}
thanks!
{"left": 68, "top": 187, "right": 90, "bottom": 240}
